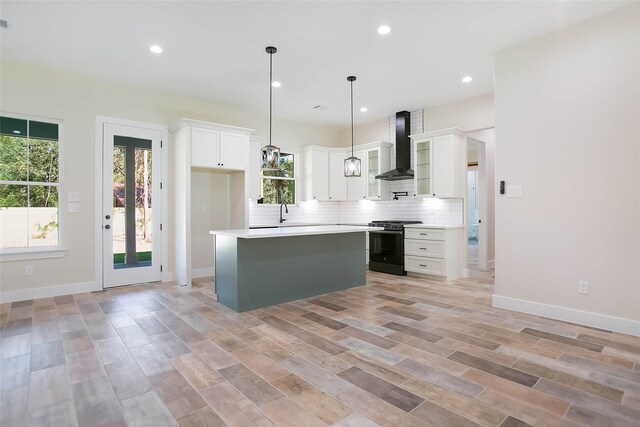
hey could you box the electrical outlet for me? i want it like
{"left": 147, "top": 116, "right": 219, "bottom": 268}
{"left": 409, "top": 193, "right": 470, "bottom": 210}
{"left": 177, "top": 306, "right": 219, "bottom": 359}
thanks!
{"left": 578, "top": 280, "right": 589, "bottom": 294}
{"left": 24, "top": 266, "right": 33, "bottom": 276}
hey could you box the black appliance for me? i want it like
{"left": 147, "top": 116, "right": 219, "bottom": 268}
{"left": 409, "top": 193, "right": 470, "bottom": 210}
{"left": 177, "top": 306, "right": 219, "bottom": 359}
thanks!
{"left": 375, "top": 111, "right": 414, "bottom": 181}
{"left": 368, "top": 220, "right": 422, "bottom": 275}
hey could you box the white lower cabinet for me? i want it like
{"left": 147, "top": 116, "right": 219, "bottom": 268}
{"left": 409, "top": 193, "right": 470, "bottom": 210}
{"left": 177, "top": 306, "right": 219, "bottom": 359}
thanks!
{"left": 404, "top": 226, "right": 463, "bottom": 281}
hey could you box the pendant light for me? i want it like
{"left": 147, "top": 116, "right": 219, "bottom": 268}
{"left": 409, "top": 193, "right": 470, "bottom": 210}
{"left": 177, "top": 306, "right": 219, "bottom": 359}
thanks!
{"left": 344, "top": 76, "right": 362, "bottom": 177}
{"left": 261, "top": 46, "right": 281, "bottom": 170}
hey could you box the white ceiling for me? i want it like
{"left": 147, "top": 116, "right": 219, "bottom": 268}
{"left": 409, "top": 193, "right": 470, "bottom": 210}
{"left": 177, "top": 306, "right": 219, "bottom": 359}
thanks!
{"left": 0, "top": 1, "right": 632, "bottom": 128}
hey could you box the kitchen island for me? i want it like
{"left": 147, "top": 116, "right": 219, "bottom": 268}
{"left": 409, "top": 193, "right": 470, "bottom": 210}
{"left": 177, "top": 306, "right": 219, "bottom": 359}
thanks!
{"left": 209, "top": 225, "right": 380, "bottom": 312}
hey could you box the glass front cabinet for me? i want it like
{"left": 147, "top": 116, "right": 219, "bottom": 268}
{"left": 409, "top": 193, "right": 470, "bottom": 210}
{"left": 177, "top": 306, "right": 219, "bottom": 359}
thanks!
{"left": 365, "top": 144, "right": 391, "bottom": 200}
{"left": 411, "top": 129, "right": 466, "bottom": 198}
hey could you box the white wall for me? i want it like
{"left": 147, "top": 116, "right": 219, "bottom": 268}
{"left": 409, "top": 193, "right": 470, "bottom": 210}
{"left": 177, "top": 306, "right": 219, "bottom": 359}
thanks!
{"left": 0, "top": 60, "right": 340, "bottom": 297}
{"left": 494, "top": 4, "right": 640, "bottom": 333}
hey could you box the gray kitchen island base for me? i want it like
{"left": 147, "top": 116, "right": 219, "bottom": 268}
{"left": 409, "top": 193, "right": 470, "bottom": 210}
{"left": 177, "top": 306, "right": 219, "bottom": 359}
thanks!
{"left": 214, "top": 231, "right": 367, "bottom": 312}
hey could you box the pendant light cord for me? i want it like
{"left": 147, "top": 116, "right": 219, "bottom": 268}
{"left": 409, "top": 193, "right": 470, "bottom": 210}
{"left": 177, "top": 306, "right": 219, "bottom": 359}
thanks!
{"left": 350, "top": 79, "right": 354, "bottom": 156}
{"left": 269, "top": 51, "right": 273, "bottom": 147}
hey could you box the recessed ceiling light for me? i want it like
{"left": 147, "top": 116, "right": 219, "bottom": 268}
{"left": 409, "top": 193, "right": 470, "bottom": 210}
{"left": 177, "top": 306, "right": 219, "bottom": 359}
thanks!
{"left": 462, "top": 76, "right": 473, "bottom": 83}
{"left": 271, "top": 81, "right": 281, "bottom": 88}
{"left": 360, "top": 107, "right": 368, "bottom": 112}
{"left": 149, "top": 45, "right": 163, "bottom": 54}
{"left": 377, "top": 25, "right": 391, "bottom": 35}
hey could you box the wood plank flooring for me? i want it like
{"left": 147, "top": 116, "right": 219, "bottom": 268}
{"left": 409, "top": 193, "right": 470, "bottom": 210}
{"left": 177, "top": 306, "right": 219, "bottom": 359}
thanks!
{"left": 2, "top": 269, "right": 640, "bottom": 426}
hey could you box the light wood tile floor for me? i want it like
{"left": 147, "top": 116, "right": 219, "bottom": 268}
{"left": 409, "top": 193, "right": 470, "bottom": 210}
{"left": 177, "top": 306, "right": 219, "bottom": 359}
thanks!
{"left": 1, "top": 270, "right": 639, "bottom": 427}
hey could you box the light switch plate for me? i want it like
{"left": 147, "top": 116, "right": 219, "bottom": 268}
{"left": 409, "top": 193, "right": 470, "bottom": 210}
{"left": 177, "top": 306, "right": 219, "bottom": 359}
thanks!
{"left": 68, "top": 202, "right": 80, "bottom": 213}
{"left": 68, "top": 192, "right": 80, "bottom": 202}
{"left": 506, "top": 185, "right": 523, "bottom": 198}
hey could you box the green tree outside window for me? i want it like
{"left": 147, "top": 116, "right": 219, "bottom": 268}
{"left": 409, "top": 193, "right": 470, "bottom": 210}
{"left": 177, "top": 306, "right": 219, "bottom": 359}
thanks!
{"left": 260, "top": 152, "right": 295, "bottom": 204}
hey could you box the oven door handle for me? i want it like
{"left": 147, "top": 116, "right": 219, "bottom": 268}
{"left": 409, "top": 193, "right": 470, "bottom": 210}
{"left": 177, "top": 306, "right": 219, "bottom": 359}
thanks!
{"left": 369, "top": 230, "right": 403, "bottom": 235}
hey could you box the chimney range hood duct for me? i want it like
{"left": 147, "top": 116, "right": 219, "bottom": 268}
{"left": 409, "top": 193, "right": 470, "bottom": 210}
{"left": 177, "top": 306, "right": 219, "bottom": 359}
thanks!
{"left": 375, "top": 111, "right": 414, "bottom": 181}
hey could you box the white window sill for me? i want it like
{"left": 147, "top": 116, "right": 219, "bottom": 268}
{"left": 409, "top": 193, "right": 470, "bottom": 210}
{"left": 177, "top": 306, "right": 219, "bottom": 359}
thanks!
{"left": 0, "top": 247, "right": 67, "bottom": 262}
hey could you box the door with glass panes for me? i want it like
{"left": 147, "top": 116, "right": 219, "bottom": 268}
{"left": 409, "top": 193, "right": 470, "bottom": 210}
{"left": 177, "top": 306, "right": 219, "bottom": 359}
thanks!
{"left": 102, "top": 123, "right": 162, "bottom": 288}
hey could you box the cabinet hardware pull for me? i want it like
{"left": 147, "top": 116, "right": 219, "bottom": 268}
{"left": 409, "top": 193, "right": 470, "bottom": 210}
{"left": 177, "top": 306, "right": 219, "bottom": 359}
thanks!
{"left": 419, "top": 264, "right": 427, "bottom": 267}
{"left": 419, "top": 233, "right": 427, "bottom": 235}
{"left": 105, "top": 225, "right": 111, "bottom": 230}
{"left": 419, "top": 248, "right": 426, "bottom": 250}
{"left": 105, "top": 215, "right": 110, "bottom": 220}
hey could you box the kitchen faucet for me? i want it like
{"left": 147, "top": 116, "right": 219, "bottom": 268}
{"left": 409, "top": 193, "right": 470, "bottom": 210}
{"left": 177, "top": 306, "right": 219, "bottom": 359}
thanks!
{"left": 279, "top": 203, "right": 288, "bottom": 223}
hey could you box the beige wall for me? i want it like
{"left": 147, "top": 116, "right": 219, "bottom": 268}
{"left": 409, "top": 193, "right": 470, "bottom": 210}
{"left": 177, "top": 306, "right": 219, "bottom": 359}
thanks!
{"left": 494, "top": 4, "right": 640, "bottom": 325}
{"left": 0, "top": 60, "right": 340, "bottom": 295}
{"left": 424, "top": 93, "right": 494, "bottom": 133}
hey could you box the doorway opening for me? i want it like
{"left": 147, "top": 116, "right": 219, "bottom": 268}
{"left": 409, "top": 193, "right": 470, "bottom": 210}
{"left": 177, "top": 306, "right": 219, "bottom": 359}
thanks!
{"left": 466, "top": 129, "right": 495, "bottom": 272}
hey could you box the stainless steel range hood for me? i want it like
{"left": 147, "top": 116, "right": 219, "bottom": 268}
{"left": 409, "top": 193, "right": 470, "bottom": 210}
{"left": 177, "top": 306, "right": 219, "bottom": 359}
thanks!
{"left": 375, "top": 111, "right": 414, "bottom": 181}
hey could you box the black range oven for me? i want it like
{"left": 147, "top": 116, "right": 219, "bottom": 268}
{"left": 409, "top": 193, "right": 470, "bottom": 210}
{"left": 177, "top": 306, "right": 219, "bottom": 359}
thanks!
{"left": 368, "top": 220, "right": 422, "bottom": 275}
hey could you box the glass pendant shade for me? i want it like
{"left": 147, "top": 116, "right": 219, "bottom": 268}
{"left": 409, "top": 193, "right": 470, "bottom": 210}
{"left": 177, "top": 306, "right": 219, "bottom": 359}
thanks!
{"left": 344, "top": 156, "right": 361, "bottom": 177}
{"left": 261, "top": 144, "right": 280, "bottom": 170}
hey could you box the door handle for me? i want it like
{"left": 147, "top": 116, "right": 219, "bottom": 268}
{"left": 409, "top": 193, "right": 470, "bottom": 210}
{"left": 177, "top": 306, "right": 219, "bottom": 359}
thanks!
{"left": 104, "top": 224, "right": 111, "bottom": 230}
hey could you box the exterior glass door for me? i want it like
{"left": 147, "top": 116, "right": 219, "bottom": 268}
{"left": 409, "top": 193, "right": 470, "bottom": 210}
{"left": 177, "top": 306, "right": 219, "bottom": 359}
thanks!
{"left": 103, "top": 123, "right": 161, "bottom": 288}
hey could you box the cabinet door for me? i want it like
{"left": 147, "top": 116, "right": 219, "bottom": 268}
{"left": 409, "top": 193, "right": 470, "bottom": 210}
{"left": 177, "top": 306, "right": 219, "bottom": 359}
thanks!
{"left": 414, "top": 138, "right": 432, "bottom": 196}
{"left": 366, "top": 148, "right": 381, "bottom": 199}
{"left": 191, "top": 128, "right": 220, "bottom": 168}
{"left": 328, "top": 151, "right": 348, "bottom": 201}
{"left": 347, "top": 149, "right": 366, "bottom": 200}
{"left": 219, "top": 131, "right": 247, "bottom": 170}
{"left": 310, "top": 150, "right": 329, "bottom": 200}
{"left": 432, "top": 134, "right": 455, "bottom": 197}
{"left": 248, "top": 141, "right": 261, "bottom": 200}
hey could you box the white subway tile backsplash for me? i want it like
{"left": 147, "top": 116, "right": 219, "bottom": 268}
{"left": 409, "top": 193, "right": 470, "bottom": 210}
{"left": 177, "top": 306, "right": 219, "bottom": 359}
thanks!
{"left": 249, "top": 198, "right": 463, "bottom": 226}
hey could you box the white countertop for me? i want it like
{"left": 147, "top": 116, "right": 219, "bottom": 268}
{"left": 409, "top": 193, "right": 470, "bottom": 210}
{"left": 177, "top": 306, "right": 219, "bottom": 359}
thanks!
{"left": 403, "top": 224, "right": 464, "bottom": 229}
{"left": 248, "top": 222, "right": 326, "bottom": 228}
{"left": 211, "top": 225, "right": 383, "bottom": 239}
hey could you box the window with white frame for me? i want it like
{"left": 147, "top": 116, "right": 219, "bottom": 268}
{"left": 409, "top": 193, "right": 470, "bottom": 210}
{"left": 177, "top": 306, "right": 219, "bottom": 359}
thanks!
{"left": 260, "top": 152, "right": 295, "bottom": 204}
{"left": 0, "top": 115, "right": 61, "bottom": 250}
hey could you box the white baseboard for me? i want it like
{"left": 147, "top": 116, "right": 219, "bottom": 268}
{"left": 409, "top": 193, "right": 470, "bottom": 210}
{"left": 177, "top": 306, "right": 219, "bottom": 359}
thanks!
{"left": 488, "top": 259, "right": 495, "bottom": 269}
{"left": 493, "top": 294, "right": 640, "bottom": 337}
{"left": 0, "top": 281, "right": 101, "bottom": 303}
{"left": 192, "top": 267, "right": 214, "bottom": 279}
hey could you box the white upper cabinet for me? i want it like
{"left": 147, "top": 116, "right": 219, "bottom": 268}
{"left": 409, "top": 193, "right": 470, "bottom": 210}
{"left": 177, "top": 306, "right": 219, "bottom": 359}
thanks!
{"left": 301, "top": 147, "right": 329, "bottom": 201}
{"left": 248, "top": 138, "right": 262, "bottom": 200}
{"left": 302, "top": 142, "right": 391, "bottom": 202}
{"left": 347, "top": 149, "right": 367, "bottom": 201}
{"left": 329, "top": 150, "right": 348, "bottom": 201}
{"left": 365, "top": 145, "right": 391, "bottom": 200}
{"left": 411, "top": 129, "right": 465, "bottom": 198}
{"left": 219, "top": 131, "right": 246, "bottom": 170}
{"left": 191, "top": 128, "right": 220, "bottom": 168}
{"left": 171, "top": 119, "right": 251, "bottom": 171}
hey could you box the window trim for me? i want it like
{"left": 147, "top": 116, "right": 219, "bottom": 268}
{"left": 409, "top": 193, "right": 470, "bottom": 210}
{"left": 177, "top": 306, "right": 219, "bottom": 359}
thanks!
{"left": 259, "top": 150, "right": 298, "bottom": 205}
{"left": 0, "top": 112, "right": 64, "bottom": 259}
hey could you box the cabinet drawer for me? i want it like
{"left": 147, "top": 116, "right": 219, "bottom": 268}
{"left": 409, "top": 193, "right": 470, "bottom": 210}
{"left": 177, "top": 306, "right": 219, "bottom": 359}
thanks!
{"left": 405, "top": 239, "right": 445, "bottom": 258}
{"left": 405, "top": 256, "right": 445, "bottom": 276}
{"left": 404, "top": 228, "right": 445, "bottom": 241}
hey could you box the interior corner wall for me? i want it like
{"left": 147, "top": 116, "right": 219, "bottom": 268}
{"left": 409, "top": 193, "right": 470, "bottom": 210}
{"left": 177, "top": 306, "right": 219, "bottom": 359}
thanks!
{"left": 0, "top": 60, "right": 340, "bottom": 298}
{"left": 494, "top": 4, "right": 640, "bottom": 334}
